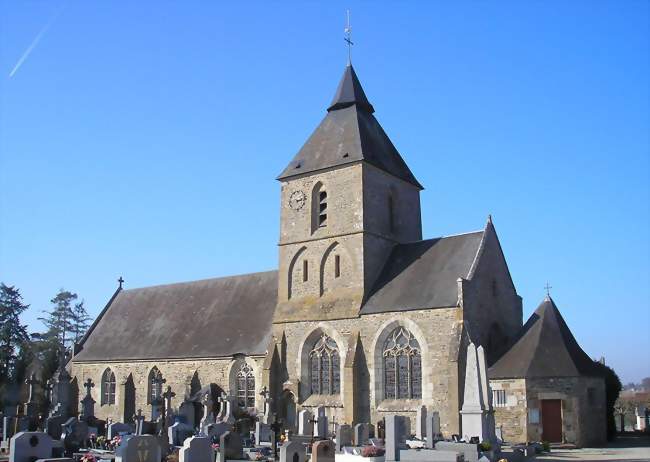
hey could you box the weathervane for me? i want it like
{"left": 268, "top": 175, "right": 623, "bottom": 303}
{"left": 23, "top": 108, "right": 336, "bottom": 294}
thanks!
{"left": 344, "top": 10, "right": 353, "bottom": 64}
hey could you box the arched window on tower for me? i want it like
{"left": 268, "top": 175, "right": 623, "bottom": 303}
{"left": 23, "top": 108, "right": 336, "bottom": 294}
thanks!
{"left": 101, "top": 368, "right": 116, "bottom": 405}
{"left": 383, "top": 327, "right": 422, "bottom": 399}
{"left": 147, "top": 367, "right": 164, "bottom": 405}
{"left": 236, "top": 362, "right": 256, "bottom": 408}
{"left": 311, "top": 182, "right": 328, "bottom": 232}
{"left": 309, "top": 333, "right": 340, "bottom": 395}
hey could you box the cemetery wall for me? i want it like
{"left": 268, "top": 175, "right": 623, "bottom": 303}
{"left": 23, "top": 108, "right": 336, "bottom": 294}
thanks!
{"left": 70, "top": 356, "right": 266, "bottom": 423}
{"left": 490, "top": 378, "right": 527, "bottom": 443}
{"left": 273, "top": 306, "right": 463, "bottom": 437}
{"left": 525, "top": 376, "right": 607, "bottom": 447}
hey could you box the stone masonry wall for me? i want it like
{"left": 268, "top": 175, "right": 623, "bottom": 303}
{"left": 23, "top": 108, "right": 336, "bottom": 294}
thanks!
{"left": 70, "top": 356, "right": 265, "bottom": 423}
{"left": 490, "top": 378, "right": 527, "bottom": 443}
{"left": 273, "top": 306, "right": 463, "bottom": 437}
{"left": 525, "top": 376, "right": 606, "bottom": 447}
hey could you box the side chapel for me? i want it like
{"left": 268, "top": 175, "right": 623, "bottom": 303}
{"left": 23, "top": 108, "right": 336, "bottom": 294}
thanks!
{"left": 69, "top": 64, "right": 604, "bottom": 444}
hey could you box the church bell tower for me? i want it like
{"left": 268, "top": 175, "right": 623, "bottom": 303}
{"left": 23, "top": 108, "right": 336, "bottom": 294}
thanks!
{"left": 274, "top": 64, "right": 423, "bottom": 322}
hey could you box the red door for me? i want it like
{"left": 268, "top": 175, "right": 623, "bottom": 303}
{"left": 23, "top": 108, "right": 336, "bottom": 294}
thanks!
{"left": 541, "top": 399, "right": 563, "bottom": 442}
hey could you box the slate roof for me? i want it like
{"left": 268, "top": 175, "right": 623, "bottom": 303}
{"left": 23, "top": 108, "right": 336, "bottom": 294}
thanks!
{"left": 278, "top": 65, "right": 422, "bottom": 189}
{"left": 74, "top": 271, "right": 278, "bottom": 362}
{"left": 488, "top": 296, "right": 601, "bottom": 379}
{"left": 362, "top": 231, "right": 485, "bottom": 314}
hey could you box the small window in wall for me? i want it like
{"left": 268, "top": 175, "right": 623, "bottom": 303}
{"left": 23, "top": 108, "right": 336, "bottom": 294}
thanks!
{"left": 493, "top": 389, "right": 507, "bottom": 407}
{"left": 318, "top": 191, "right": 328, "bottom": 227}
{"left": 334, "top": 255, "right": 341, "bottom": 278}
{"left": 303, "top": 260, "right": 309, "bottom": 282}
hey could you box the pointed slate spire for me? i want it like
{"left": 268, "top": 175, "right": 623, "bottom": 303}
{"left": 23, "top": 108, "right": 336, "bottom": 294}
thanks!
{"left": 278, "top": 64, "right": 421, "bottom": 189}
{"left": 327, "top": 64, "right": 375, "bottom": 113}
{"left": 488, "top": 296, "right": 601, "bottom": 379}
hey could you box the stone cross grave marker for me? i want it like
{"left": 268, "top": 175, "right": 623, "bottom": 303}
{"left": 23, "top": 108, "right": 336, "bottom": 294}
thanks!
{"left": 314, "top": 407, "right": 327, "bottom": 438}
{"left": 259, "top": 386, "right": 272, "bottom": 424}
{"left": 162, "top": 385, "right": 176, "bottom": 428}
{"left": 80, "top": 378, "right": 95, "bottom": 420}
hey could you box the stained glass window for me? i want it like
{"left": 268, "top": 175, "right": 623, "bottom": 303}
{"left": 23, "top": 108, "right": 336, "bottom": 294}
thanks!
{"left": 101, "top": 368, "right": 115, "bottom": 405}
{"left": 236, "top": 363, "right": 255, "bottom": 408}
{"left": 383, "top": 327, "right": 421, "bottom": 399}
{"left": 309, "top": 334, "right": 340, "bottom": 395}
{"left": 148, "top": 367, "right": 163, "bottom": 404}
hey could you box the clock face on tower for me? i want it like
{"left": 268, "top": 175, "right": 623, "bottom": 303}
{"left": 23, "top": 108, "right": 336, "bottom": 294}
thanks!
{"left": 289, "top": 190, "right": 306, "bottom": 210}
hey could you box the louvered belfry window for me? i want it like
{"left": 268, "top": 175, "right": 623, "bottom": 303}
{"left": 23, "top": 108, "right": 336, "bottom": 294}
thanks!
{"left": 383, "top": 327, "right": 422, "bottom": 399}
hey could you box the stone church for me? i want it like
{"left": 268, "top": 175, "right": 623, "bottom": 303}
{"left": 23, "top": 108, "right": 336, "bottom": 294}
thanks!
{"left": 69, "top": 64, "right": 604, "bottom": 445}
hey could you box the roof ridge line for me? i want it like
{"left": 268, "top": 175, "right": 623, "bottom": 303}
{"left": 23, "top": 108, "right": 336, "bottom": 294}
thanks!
{"left": 121, "top": 269, "right": 278, "bottom": 292}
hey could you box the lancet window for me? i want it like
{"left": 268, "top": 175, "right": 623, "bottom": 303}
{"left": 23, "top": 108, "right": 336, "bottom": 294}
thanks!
{"left": 383, "top": 327, "right": 422, "bottom": 399}
{"left": 309, "top": 334, "right": 340, "bottom": 395}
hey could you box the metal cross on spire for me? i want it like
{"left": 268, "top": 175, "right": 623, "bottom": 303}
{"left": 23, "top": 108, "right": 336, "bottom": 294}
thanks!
{"left": 344, "top": 10, "right": 353, "bottom": 64}
{"left": 544, "top": 282, "right": 553, "bottom": 298}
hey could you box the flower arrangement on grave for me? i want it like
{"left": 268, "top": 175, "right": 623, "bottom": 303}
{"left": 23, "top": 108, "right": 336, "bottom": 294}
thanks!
{"left": 165, "top": 453, "right": 179, "bottom": 462}
{"left": 361, "top": 445, "right": 385, "bottom": 457}
{"left": 211, "top": 442, "right": 220, "bottom": 452}
{"left": 542, "top": 441, "right": 550, "bottom": 452}
{"left": 109, "top": 435, "right": 122, "bottom": 450}
{"left": 81, "top": 453, "right": 97, "bottom": 462}
{"left": 88, "top": 433, "right": 97, "bottom": 449}
{"left": 96, "top": 435, "right": 106, "bottom": 449}
{"left": 479, "top": 441, "right": 492, "bottom": 451}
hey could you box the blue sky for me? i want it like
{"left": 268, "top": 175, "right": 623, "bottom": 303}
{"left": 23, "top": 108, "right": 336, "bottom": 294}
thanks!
{"left": 1, "top": 1, "right": 648, "bottom": 383}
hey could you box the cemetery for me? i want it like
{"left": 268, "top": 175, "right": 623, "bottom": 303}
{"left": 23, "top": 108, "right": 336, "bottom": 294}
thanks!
{"left": 0, "top": 339, "right": 564, "bottom": 462}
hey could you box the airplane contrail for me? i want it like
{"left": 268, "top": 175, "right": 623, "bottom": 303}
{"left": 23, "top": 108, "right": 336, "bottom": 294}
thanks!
{"left": 9, "top": 4, "right": 66, "bottom": 78}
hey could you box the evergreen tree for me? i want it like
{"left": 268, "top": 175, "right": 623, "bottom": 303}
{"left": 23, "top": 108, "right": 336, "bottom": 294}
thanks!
{"left": 0, "top": 283, "right": 30, "bottom": 383}
{"left": 38, "top": 289, "right": 77, "bottom": 358}
{"left": 71, "top": 300, "right": 91, "bottom": 344}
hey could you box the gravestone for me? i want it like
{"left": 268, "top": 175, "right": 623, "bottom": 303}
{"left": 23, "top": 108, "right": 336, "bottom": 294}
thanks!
{"left": 178, "top": 402, "right": 195, "bottom": 428}
{"left": 476, "top": 345, "right": 496, "bottom": 443}
{"left": 4, "top": 415, "right": 16, "bottom": 441}
{"left": 385, "top": 415, "right": 409, "bottom": 462}
{"left": 133, "top": 409, "right": 145, "bottom": 435}
{"left": 44, "top": 415, "right": 65, "bottom": 440}
{"left": 335, "top": 424, "right": 352, "bottom": 452}
{"left": 314, "top": 407, "right": 327, "bottom": 438}
{"left": 168, "top": 421, "right": 194, "bottom": 446}
{"left": 297, "top": 410, "right": 312, "bottom": 436}
{"left": 415, "top": 406, "right": 427, "bottom": 440}
{"left": 60, "top": 417, "right": 88, "bottom": 454}
{"left": 199, "top": 394, "right": 214, "bottom": 435}
{"left": 280, "top": 440, "right": 306, "bottom": 462}
{"left": 107, "top": 422, "right": 133, "bottom": 440}
{"left": 219, "top": 395, "right": 236, "bottom": 425}
{"left": 259, "top": 387, "right": 272, "bottom": 425}
{"left": 255, "top": 421, "right": 271, "bottom": 445}
{"left": 23, "top": 374, "right": 40, "bottom": 418}
{"left": 435, "top": 441, "right": 480, "bottom": 462}
{"left": 206, "top": 422, "right": 229, "bottom": 442}
{"left": 220, "top": 431, "right": 243, "bottom": 460}
{"left": 311, "top": 439, "right": 335, "bottom": 462}
{"left": 353, "top": 423, "right": 370, "bottom": 446}
{"left": 179, "top": 436, "right": 212, "bottom": 462}
{"left": 115, "top": 434, "right": 161, "bottom": 462}
{"left": 9, "top": 432, "right": 53, "bottom": 462}
{"left": 425, "top": 412, "right": 441, "bottom": 448}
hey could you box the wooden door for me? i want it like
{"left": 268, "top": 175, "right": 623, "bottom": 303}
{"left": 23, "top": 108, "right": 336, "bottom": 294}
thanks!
{"left": 541, "top": 399, "right": 563, "bottom": 442}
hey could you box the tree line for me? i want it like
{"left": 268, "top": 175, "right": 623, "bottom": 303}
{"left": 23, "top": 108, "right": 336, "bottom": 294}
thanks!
{"left": 0, "top": 282, "right": 91, "bottom": 408}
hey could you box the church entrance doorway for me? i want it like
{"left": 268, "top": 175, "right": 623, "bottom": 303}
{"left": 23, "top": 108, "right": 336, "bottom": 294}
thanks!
{"left": 541, "top": 399, "right": 563, "bottom": 442}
